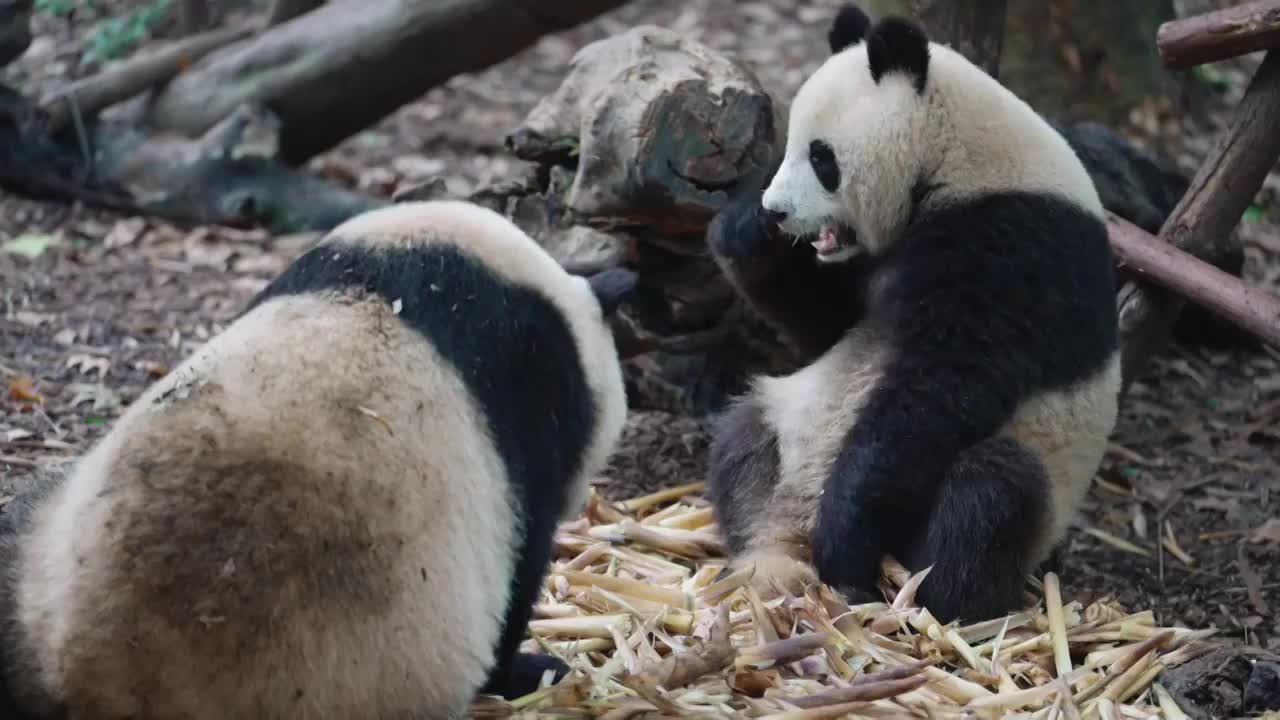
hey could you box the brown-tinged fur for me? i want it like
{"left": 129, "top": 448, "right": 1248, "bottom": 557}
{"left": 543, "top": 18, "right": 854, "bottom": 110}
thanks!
{"left": 10, "top": 294, "right": 516, "bottom": 719}
{"left": 4, "top": 201, "right": 631, "bottom": 719}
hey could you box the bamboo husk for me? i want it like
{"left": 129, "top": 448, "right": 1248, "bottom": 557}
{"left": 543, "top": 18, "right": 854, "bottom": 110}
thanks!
{"left": 482, "top": 489, "right": 1219, "bottom": 717}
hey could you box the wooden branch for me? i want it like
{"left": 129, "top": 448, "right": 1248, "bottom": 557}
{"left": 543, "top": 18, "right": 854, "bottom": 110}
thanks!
{"left": 907, "top": 0, "right": 1007, "bottom": 78}
{"left": 141, "top": 0, "right": 634, "bottom": 164}
{"left": 1108, "top": 213, "right": 1280, "bottom": 349}
{"left": 1120, "top": 48, "right": 1280, "bottom": 386}
{"left": 1157, "top": 0, "right": 1280, "bottom": 68}
{"left": 38, "top": 24, "right": 255, "bottom": 133}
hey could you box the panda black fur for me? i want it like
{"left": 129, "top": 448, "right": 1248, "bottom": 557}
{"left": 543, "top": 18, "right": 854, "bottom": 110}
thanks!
{"left": 0, "top": 200, "right": 634, "bottom": 719}
{"left": 705, "top": 5, "right": 1121, "bottom": 623}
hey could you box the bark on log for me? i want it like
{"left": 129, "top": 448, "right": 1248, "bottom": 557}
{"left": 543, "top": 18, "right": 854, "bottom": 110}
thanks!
{"left": 906, "top": 0, "right": 1007, "bottom": 78}
{"left": 507, "top": 25, "right": 782, "bottom": 245}
{"left": 0, "top": 0, "right": 31, "bottom": 69}
{"left": 140, "top": 0, "right": 633, "bottom": 164}
{"left": 0, "top": 88, "right": 384, "bottom": 233}
{"left": 39, "top": 25, "right": 255, "bottom": 133}
{"left": 1157, "top": 0, "right": 1280, "bottom": 68}
{"left": 1107, "top": 213, "right": 1280, "bottom": 349}
{"left": 1119, "top": 49, "right": 1280, "bottom": 387}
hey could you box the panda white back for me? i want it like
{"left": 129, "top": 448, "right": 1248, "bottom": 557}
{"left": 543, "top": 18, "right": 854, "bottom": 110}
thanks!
{"left": 2, "top": 200, "right": 633, "bottom": 719}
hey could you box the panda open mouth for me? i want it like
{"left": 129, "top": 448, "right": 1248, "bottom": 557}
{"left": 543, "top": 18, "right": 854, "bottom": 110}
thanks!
{"left": 810, "top": 223, "right": 857, "bottom": 259}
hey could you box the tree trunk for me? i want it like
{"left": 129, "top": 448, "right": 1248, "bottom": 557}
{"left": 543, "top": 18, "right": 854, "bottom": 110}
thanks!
{"left": 906, "top": 0, "right": 1007, "bottom": 77}
{"left": 140, "top": 0, "right": 633, "bottom": 164}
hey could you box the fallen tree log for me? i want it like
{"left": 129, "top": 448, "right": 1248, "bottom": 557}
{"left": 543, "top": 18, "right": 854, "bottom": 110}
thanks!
{"left": 39, "top": 24, "right": 256, "bottom": 133}
{"left": 1107, "top": 213, "right": 1280, "bottom": 349}
{"left": 139, "top": 0, "right": 634, "bottom": 164}
{"left": 0, "top": 88, "right": 384, "bottom": 233}
{"left": 1157, "top": 0, "right": 1280, "bottom": 69}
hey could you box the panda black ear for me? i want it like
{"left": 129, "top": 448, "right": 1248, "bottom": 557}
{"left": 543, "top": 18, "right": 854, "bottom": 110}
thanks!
{"left": 585, "top": 268, "right": 638, "bottom": 317}
{"left": 866, "top": 16, "right": 931, "bottom": 94}
{"left": 828, "top": 4, "right": 872, "bottom": 54}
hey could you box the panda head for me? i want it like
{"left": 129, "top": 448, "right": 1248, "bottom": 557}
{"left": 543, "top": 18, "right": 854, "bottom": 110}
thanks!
{"left": 762, "top": 6, "right": 935, "bottom": 262}
{"left": 763, "top": 4, "right": 1104, "bottom": 264}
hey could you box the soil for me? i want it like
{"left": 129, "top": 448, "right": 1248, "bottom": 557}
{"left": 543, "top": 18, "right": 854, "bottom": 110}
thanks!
{"left": 2, "top": 0, "right": 1279, "bottom": 714}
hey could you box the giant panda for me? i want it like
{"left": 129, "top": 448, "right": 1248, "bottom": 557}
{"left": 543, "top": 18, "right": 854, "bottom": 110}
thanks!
{"left": 704, "top": 4, "right": 1122, "bottom": 624}
{"left": 0, "top": 200, "right": 634, "bottom": 719}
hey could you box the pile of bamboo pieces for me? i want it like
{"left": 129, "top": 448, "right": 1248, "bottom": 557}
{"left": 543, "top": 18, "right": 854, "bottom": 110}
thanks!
{"left": 470, "top": 482, "right": 1219, "bottom": 719}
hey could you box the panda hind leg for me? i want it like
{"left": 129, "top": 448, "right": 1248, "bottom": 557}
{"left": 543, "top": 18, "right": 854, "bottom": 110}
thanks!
{"left": 903, "top": 436, "right": 1051, "bottom": 624}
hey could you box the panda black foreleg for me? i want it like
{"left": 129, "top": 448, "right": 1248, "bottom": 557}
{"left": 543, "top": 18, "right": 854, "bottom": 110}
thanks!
{"left": 901, "top": 436, "right": 1050, "bottom": 624}
{"left": 705, "top": 194, "right": 870, "bottom": 361}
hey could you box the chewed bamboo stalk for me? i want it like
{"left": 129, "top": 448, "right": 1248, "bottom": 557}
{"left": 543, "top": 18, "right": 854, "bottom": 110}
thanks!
{"left": 483, "top": 488, "right": 1219, "bottom": 717}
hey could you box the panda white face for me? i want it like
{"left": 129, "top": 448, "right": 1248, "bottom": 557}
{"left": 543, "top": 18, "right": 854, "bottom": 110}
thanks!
{"left": 762, "top": 7, "right": 1106, "bottom": 267}
{"left": 762, "top": 20, "right": 933, "bottom": 263}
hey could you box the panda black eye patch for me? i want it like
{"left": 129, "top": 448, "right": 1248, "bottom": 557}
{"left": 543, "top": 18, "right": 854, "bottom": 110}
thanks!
{"left": 809, "top": 140, "right": 840, "bottom": 193}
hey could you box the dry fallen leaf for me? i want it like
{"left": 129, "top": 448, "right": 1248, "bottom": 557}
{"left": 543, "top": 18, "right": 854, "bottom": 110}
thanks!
{"left": 1249, "top": 517, "right": 1280, "bottom": 545}
{"left": 7, "top": 376, "right": 43, "bottom": 404}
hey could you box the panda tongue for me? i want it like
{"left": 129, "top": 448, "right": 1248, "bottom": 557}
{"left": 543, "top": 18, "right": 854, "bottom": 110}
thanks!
{"left": 811, "top": 225, "right": 839, "bottom": 254}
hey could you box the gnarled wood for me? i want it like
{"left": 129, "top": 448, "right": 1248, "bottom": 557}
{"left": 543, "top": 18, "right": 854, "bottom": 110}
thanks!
{"left": 1157, "top": 0, "right": 1280, "bottom": 68}
{"left": 1120, "top": 49, "right": 1280, "bottom": 386}
{"left": 1107, "top": 213, "right": 1280, "bottom": 349}
{"left": 508, "top": 25, "right": 781, "bottom": 245}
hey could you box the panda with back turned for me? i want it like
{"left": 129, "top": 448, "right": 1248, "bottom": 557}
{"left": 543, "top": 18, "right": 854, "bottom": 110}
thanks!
{"left": 0, "top": 200, "right": 634, "bottom": 719}
{"left": 705, "top": 4, "right": 1121, "bottom": 623}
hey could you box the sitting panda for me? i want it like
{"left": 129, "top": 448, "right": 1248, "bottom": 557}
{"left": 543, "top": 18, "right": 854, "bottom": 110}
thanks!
{"left": 705, "top": 5, "right": 1121, "bottom": 623}
{"left": 0, "top": 200, "right": 634, "bottom": 719}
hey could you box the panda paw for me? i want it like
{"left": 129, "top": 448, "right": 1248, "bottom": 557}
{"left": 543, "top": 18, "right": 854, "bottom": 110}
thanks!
{"left": 706, "top": 194, "right": 783, "bottom": 262}
{"left": 811, "top": 503, "right": 885, "bottom": 599}
{"left": 491, "top": 653, "right": 570, "bottom": 699}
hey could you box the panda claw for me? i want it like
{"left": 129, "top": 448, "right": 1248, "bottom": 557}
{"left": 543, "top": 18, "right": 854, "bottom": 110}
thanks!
{"left": 488, "top": 652, "right": 570, "bottom": 700}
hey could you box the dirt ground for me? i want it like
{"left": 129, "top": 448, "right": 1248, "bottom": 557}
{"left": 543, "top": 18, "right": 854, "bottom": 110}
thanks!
{"left": 2, "top": 0, "right": 1278, "bottom": 692}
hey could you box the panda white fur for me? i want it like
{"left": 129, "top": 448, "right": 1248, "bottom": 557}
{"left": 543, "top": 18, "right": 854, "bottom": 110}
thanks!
{"left": 0, "top": 200, "right": 633, "bottom": 719}
{"left": 705, "top": 5, "right": 1121, "bottom": 623}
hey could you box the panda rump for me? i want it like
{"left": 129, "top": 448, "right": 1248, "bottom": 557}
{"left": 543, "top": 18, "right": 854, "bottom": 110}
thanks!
{"left": 706, "top": 6, "right": 1121, "bottom": 623}
{"left": 0, "top": 200, "right": 633, "bottom": 719}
